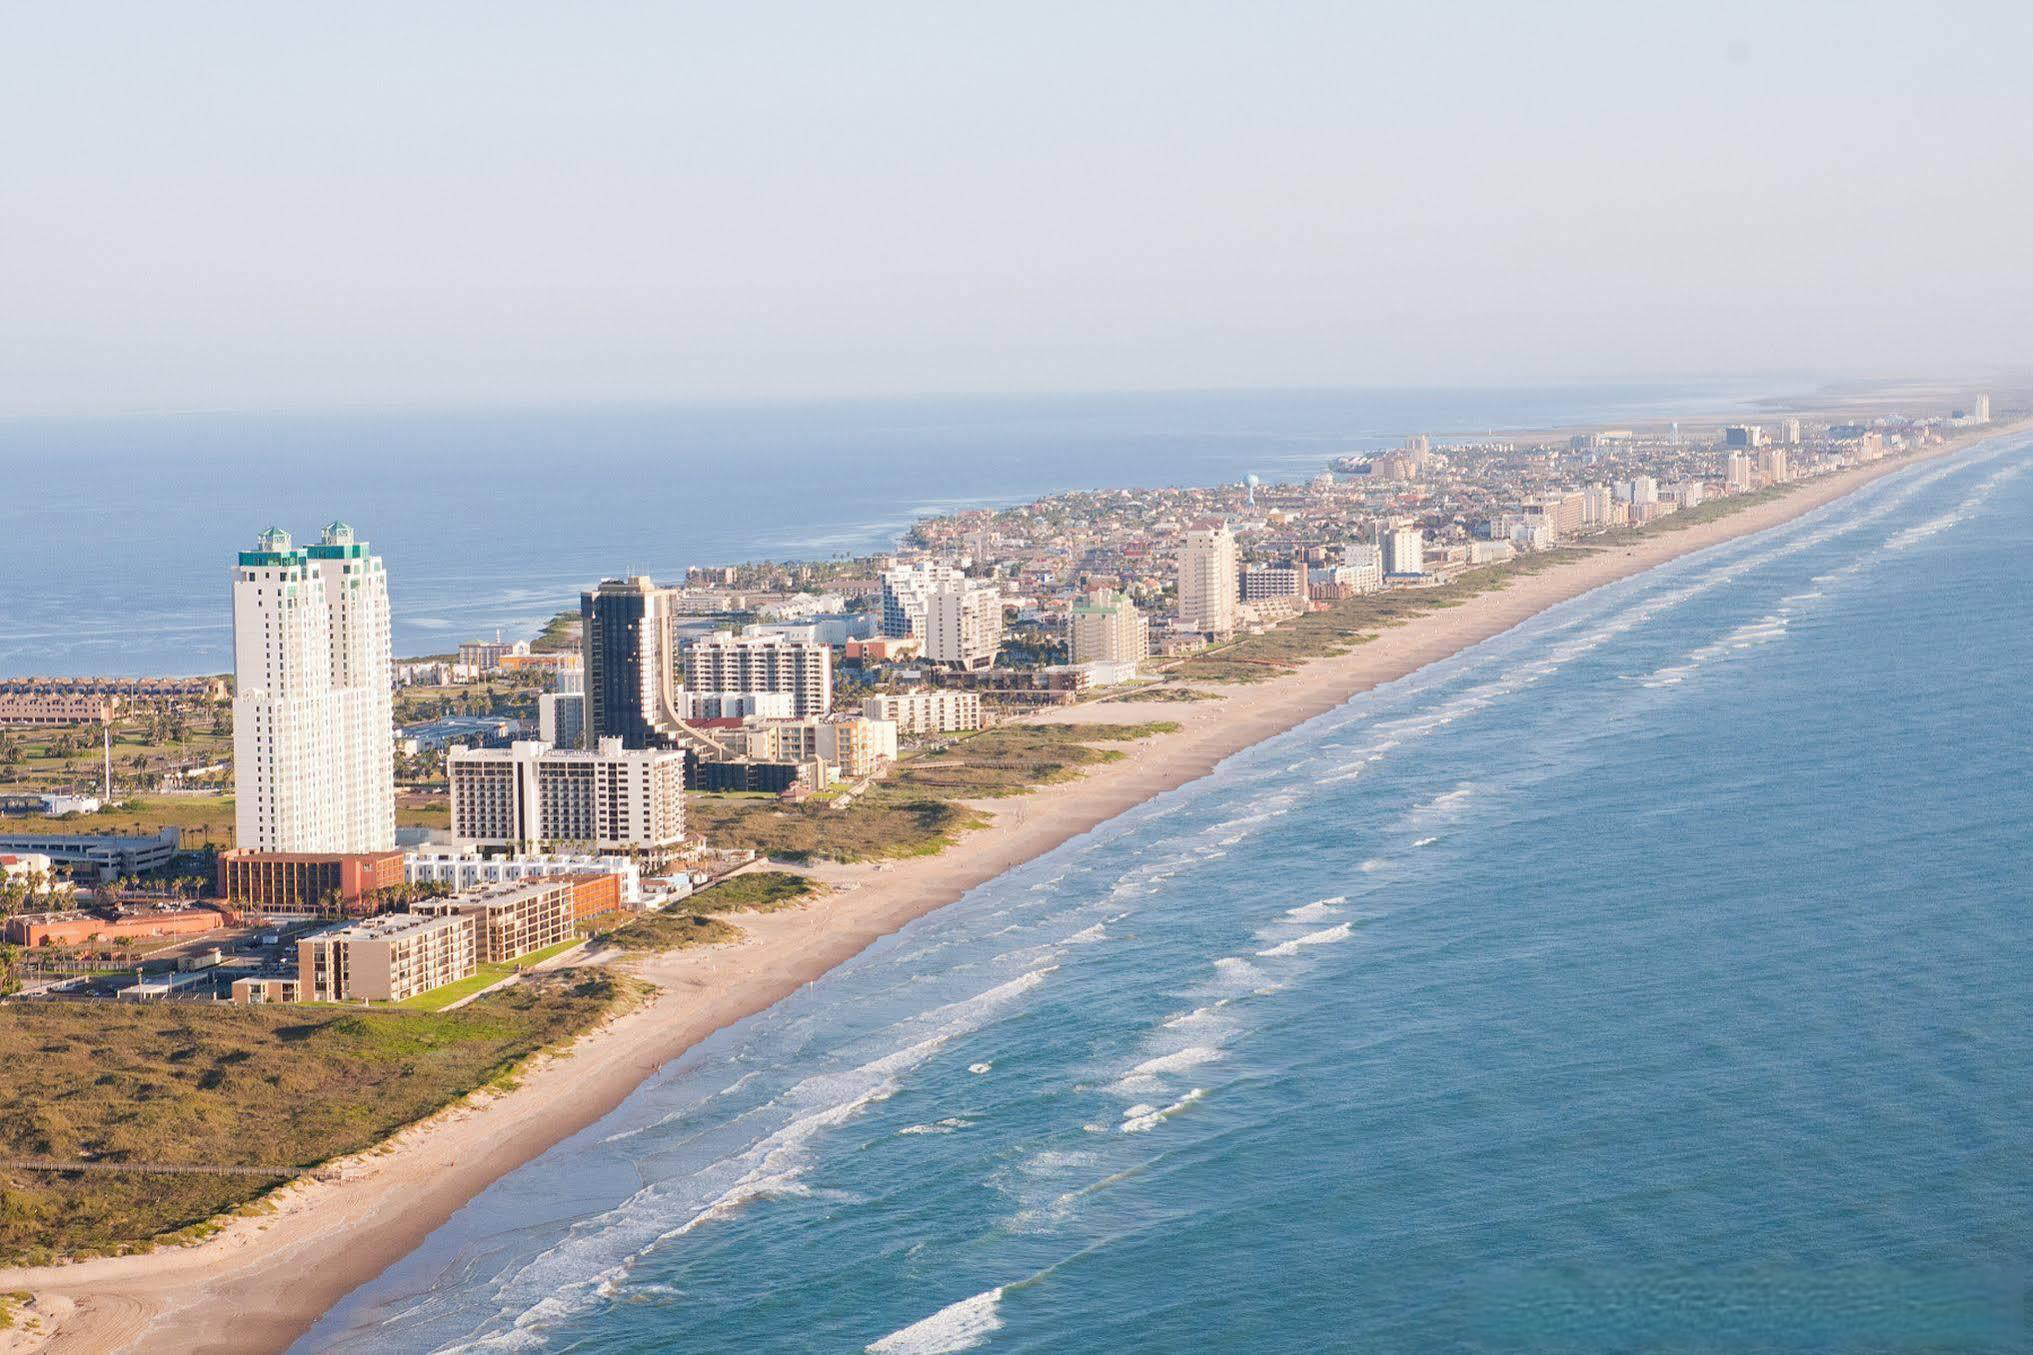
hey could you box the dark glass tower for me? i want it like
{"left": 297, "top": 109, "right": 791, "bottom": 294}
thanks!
{"left": 579, "top": 576, "right": 686, "bottom": 749}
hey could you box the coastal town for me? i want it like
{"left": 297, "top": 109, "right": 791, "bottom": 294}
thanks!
{"left": 0, "top": 399, "right": 1997, "bottom": 1008}
{"left": 0, "top": 394, "right": 2011, "bottom": 1337}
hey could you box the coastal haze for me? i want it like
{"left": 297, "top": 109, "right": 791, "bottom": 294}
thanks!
{"left": 2, "top": 3, "right": 2030, "bottom": 1353}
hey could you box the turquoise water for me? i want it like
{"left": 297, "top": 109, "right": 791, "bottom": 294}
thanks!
{"left": 304, "top": 430, "right": 2033, "bottom": 1353}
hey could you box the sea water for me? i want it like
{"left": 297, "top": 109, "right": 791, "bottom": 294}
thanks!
{"left": 301, "top": 428, "right": 2033, "bottom": 1352}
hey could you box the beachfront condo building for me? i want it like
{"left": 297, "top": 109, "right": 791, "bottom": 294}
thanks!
{"left": 231, "top": 523, "right": 395, "bottom": 854}
{"left": 1177, "top": 525, "right": 1239, "bottom": 640}
{"left": 863, "top": 690, "right": 985, "bottom": 735}
{"left": 411, "top": 878, "right": 576, "bottom": 964}
{"left": 880, "top": 560, "right": 965, "bottom": 638}
{"left": 1382, "top": 527, "right": 1424, "bottom": 579}
{"left": 1069, "top": 589, "right": 1150, "bottom": 666}
{"left": 581, "top": 576, "right": 688, "bottom": 750}
{"left": 298, "top": 910, "right": 476, "bottom": 1003}
{"left": 923, "top": 576, "right": 1004, "bottom": 670}
{"left": 448, "top": 738, "right": 685, "bottom": 857}
{"left": 1239, "top": 564, "right": 1305, "bottom": 603}
{"left": 683, "top": 631, "right": 833, "bottom": 716}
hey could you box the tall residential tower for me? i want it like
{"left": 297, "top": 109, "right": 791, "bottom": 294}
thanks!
{"left": 231, "top": 523, "right": 395, "bottom": 852}
{"left": 580, "top": 576, "right": 689, "bottom": 749}
{"left": 1177, "top": 524, "right": 1239, "bottom": 640}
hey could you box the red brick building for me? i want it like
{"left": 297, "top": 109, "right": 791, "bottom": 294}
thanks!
{"left": 215, "top": 849, "right": 406, "bottom": 918}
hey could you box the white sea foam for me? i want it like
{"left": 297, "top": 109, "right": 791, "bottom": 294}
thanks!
{"left": 1121, "top": 1087, "right": 1208, "bottom": 1133}
{"left": 1257, "top": 922, "right": 1352, "bottom": 958}
{"left": 1283, "top": 895, "right": 1345, "bottom": 921}
{"left": 867, "top": 1286, "right": 1007, "bottom": 1354}
{"left": 968, "top": 1062, "right": 992, "bottom": 1075}
{"left": 1109, "top": 1044, "right": 1224, "bottom": 1093}
{"left": 1412, "top": 836, "right": 1437, "bottom": 847}
{"left": 1064, "top": 923, "right": 1106, "bottom": 944}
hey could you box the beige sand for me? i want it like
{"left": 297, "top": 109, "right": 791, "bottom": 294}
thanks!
{"left": 3, "top": 422, "right": 2022, "bottom": 1353}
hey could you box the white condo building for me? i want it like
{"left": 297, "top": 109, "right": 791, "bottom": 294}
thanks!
{"left": 683, "top": 631, "right": 833, "bottom": 716}
{"left": 880, "top": 560, "right": 964, "bottom": 638}
{"left": 924, "top": 576, "right": 1004, "bottom": 670}
{"left": 232, "top": 523, "right": 395, "bottom": 853}
{"left": 448, "top": 738, "right": 685, "bottom": 856}
{"left": 1069, "top": 589, "right": 1150, "bottom": 666}
{"left": 1382, "top": 527, "right": 1424, "bottom": 578}
{"left": 864, "top": 690, "right": 985, "bottom": 734}
{"left": 1177, "top": 525, "right": 1240, "bottom": 638}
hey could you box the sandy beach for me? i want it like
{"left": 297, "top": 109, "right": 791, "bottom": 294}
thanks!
{"left": 3, "top": 421, "right": 2022, "bottom": 1354}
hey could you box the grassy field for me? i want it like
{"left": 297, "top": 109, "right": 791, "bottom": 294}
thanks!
{"left": 0, "top": 973, "right": 634, "bottom": 1264}
{"left": 0, "top": 707, "right": 231, "bottom": 799}
{"left": 603, "top": 910, "right": 743, "bottom": 951}
{"left": 685, "top": 870, "right": 819, "bottom": 913}
{"left": 1114, "top": 685, "right": 1220, "bottom": 703}
{"left": 393, "top": 937, "right": 584, "bottom": 1013}
{"left": 0, "top": 794, "right": 235, "bottom": 847}
{"left": 687, "top": 723, "right": 1177, "bottom": 863}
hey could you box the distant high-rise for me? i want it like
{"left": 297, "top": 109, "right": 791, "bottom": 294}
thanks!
{"left": 1177, "top": 524, "right": 1240, "bottom": 639}
{"left": 580, "top": 576, "right": 687, "bottom": 749}
{"left": 1381, "top": 526, "right": 1424, "bottom": 578}
{"left": 1070, "top": 589, "right": 1150, "bottom": 666}
{"left": 1783, "top": 418, "right": 1802, "bottom": 445}
{"left": 880, "top": 560, "right": 965, "bottom": 639}
{"left": 1973, "top": 394, "right": 1991, "bottom": 424}
{"left": 923, "top": 576, "right": 1004, "bottom": 670}
{"left": 232, "top": 522, "right": 394, "bottom": 852}
{"left": 684, "top": 631, "right": 834, "bottom": 715}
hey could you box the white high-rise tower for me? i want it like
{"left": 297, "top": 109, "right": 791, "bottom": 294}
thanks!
{"left": 232, "top": 522, "right": 395, "bottom": 852}
{"left": 1177, "top": 523, "right": 1240, "bottom": 640}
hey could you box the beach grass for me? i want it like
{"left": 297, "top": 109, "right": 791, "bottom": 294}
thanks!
{"left": 686, "top": 723, "right": 1178, "bottom": 862}
{"left": 0, "top": 972, "right": 633, "bottom": 1264}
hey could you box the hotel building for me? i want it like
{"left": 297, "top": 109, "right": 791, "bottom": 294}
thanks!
{"left": 923, "top": 577, "right": 1004, "bottom": 670}
{"left": 216, "top": 848, "right": 406, "bottom": 918}
{"left": 231, "top": 523, "right": 395, "bottom": 853}
{"left": 447, "top": 738, "right": 685, "bottom": 857}
{"left": 683, "top": 632, "right": 833, "bottom": 716}
{"left": 1382, "top": 526, "right": 1424, "bottom": 578}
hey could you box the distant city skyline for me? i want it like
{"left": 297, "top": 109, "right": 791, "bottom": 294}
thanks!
{"left": 4, "top": 2, "right": 2030, "bottom": 414}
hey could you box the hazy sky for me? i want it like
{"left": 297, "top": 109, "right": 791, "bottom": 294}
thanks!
{"left": 2, "top": 1, "right": 2027, "bottom": 413}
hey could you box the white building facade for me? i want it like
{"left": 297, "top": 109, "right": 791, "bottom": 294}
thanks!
{"left": 448, "top": 738, "right": 685, "bottom": 856}
{"left": 683, "top": 632, "right": 833, "bottom": 717}
{"left": 1177, "top": 525, "right": 1240, "bottom": 638}
{"left": 232, "top": 523, "right": 395, "bottom": 853}
{"left": 863, "top": 690, "right": 985, "bottom": 734}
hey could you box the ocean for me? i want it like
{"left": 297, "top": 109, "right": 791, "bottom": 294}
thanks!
{"left": 0, "top": 381, "right": 1778, "bottom": 678}
{"left": 295, "top": 427, "right": 2033, "bottom": 1351}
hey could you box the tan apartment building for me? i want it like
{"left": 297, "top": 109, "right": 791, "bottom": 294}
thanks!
{"left": 411, "top": 878, "right": 576, "bottom": 964}
{"left": 298, "top": 911, "right": 477, "bottom": 1003}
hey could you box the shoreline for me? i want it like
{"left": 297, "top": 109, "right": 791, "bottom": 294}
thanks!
{"left": 4, "top": 420, "right": 2024, "bottom": 1353}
